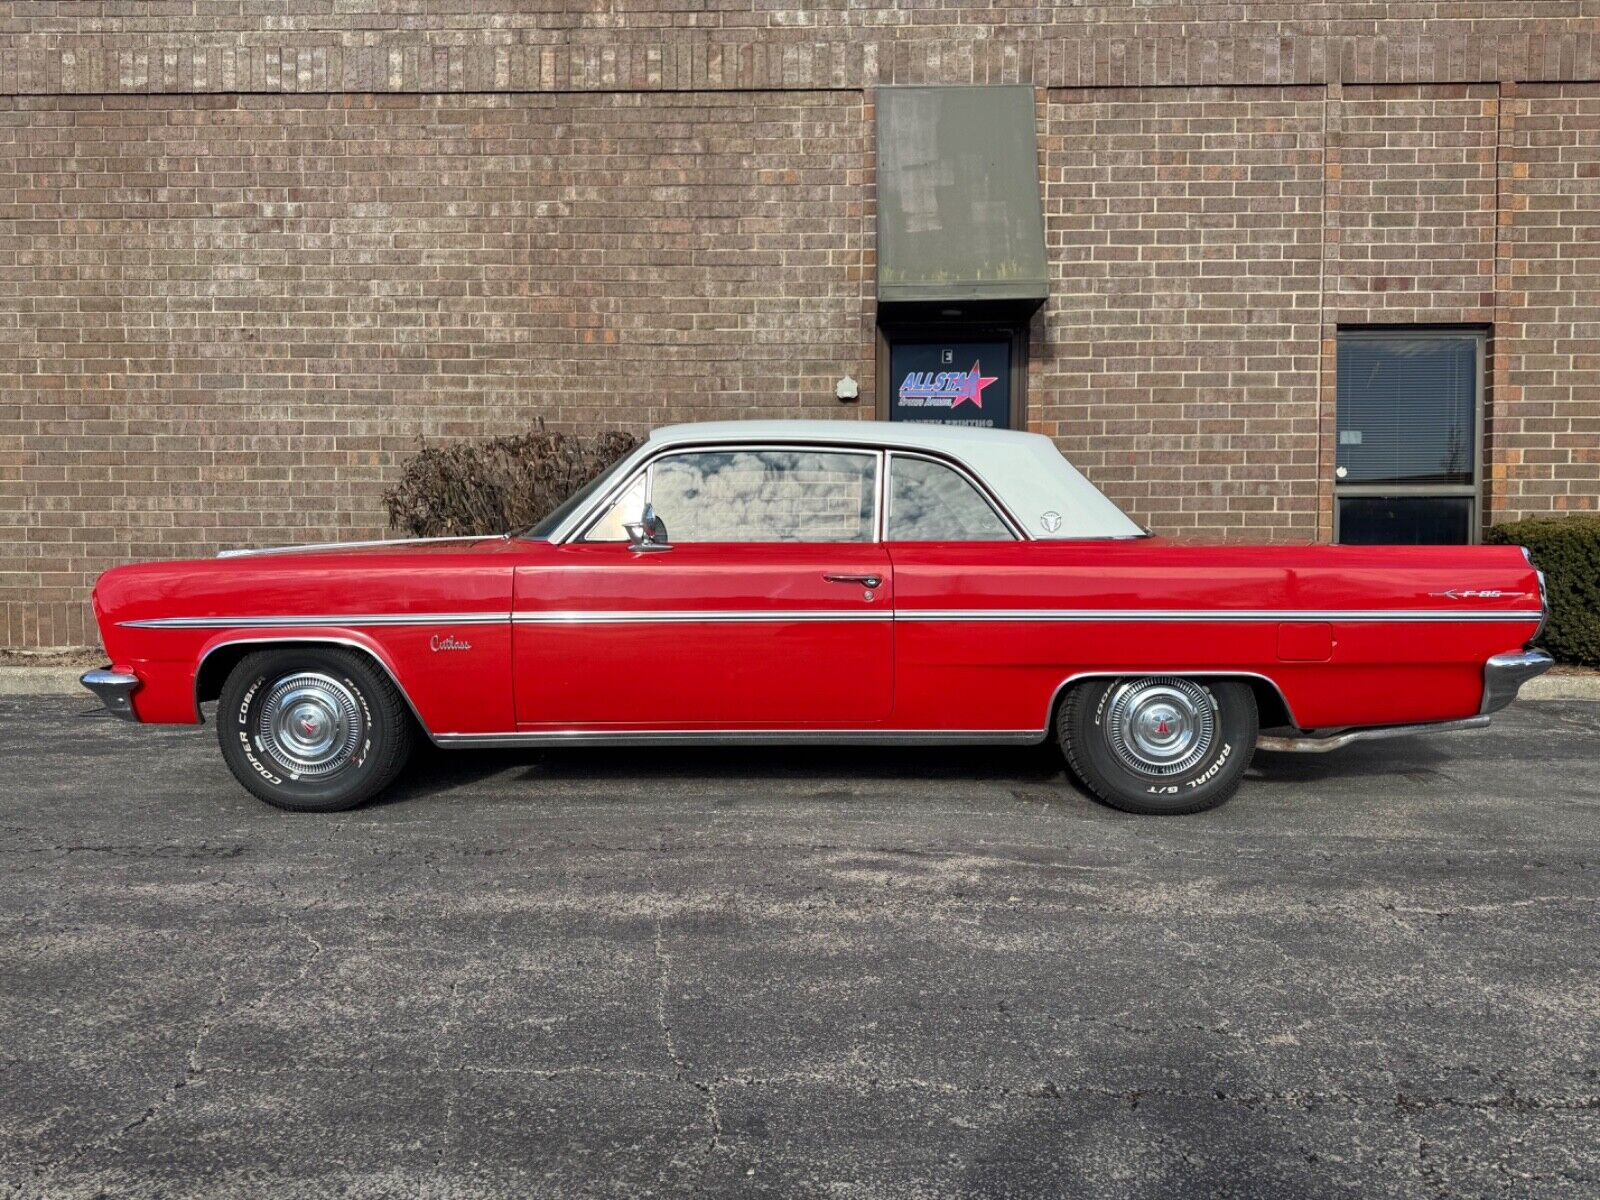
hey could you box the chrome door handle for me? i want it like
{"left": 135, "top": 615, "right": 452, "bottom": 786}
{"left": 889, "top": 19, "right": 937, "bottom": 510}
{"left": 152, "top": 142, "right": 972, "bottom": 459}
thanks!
{"left": 824, "top": 574, "right": 881, "bottom": 588}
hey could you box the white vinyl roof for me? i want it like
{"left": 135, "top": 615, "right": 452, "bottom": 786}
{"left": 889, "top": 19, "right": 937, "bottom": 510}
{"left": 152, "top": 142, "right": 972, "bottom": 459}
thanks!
{"left": 552, "top": 420, "right": 1145, "bottom": 541}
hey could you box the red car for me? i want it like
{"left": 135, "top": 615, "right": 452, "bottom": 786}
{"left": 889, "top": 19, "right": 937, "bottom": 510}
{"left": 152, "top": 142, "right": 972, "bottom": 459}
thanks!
{"left": 83, "top": 421, "right": 1551, "bottom": 815}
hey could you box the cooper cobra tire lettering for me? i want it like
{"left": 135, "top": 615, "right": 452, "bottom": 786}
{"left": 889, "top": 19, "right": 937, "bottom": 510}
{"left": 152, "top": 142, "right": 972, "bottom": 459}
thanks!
{"left": 1092, "top": 684, "right": 1112, "bottom": 727}
{"left": 216, "top": 647, "right": 413, "bottom": 813}
{"left": 238, "top": 730, "right": 283, "bottom": 786}
{"left": 235, "top": 676, "right": 286, "bottom": 784}
{"left": 237, "top": 675, "right": 264, "bottom": 727}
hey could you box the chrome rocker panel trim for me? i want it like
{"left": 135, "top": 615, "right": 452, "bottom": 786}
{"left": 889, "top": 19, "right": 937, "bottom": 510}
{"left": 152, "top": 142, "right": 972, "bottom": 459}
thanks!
{"left": 433, "top": 729, "right": 1046, "bottom": 749}
{"left": 1480, "top": 649, "right": 1554, "bottom": 714}
{"left": 1256, "top": 716, "right": 1491, "bottom": 754}
{"left": 81, "top": 668, "right": 141, "bottom": 721}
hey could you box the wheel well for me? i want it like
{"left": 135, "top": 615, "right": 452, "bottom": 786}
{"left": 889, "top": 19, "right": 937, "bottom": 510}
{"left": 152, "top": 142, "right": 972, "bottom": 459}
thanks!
{"left": 193, "top": 639, "right": 428, "bottom": 736}
{"left": 1049, "top": 673, "right": 1297, "bottom": 733}
{"left": 1242, "top": 678, "right": 1294, "bottom": 732}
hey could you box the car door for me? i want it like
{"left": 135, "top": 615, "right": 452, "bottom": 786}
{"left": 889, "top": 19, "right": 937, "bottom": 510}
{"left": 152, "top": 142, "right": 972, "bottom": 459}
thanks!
{"left": 512, "top": 445, "right": 893, "bottom": 728}
{"left": 876, "top": 451, "right": 1042, "bottom": 731}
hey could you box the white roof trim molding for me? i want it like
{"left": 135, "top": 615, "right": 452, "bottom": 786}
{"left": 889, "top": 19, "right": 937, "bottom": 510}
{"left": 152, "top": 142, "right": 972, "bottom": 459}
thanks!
{"left": 548, "top": 420, "right": 1146, "bottom": 543}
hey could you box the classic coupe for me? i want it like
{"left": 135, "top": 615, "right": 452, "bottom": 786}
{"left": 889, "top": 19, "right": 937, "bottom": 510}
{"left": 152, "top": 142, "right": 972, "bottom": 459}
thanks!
{"left": 83, "top": 420, "right": 1552, "bottom": 815}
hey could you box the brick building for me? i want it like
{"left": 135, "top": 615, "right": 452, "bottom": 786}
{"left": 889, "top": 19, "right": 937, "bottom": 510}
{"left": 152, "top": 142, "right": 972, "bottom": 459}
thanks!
{"left": 3, "top": 4, "right": 1599, "bottom": 648}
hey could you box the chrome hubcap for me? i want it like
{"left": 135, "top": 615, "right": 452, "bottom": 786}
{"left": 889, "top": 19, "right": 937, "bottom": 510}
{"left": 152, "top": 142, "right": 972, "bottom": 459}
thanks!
{"left": 257, "top": 672, "right": 363, "bottom": 779}
{"left": 1104, "top": 677, "right": 1216, "bottom": 777}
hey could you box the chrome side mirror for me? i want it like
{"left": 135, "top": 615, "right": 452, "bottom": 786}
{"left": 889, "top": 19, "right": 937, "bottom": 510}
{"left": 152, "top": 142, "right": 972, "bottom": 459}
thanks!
{"left": 624, "top": 503, "right": 672, "bottom": 553}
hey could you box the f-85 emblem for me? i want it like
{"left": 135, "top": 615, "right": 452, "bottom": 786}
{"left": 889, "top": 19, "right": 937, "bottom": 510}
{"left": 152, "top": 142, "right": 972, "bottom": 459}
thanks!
{"left": 1429, "top": 589, "right": 1527, "bottom": 601}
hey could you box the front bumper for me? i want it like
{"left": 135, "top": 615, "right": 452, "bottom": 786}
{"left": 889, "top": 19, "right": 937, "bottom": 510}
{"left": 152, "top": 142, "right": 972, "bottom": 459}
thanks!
{"left": 1480, "top": 649, "right": 1554, "bottom": 714}
{"left": 81, "top": 668, "right": 141, "bottom": 721}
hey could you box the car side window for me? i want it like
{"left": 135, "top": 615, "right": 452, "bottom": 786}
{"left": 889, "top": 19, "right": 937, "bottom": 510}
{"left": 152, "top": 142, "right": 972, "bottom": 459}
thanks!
{"left": 887, "top": 455, "right": 1015, "bottom": 542}
{"left": 582, "top": 474, "right": 646, "bottom": 543}
{"left": 649, "top": 449, "right": 877, "bottom": 543}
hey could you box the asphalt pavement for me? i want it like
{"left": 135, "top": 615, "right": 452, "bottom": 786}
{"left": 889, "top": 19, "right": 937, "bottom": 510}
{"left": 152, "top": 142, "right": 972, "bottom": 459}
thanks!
{"left": 2, "top": 696, "right": 1597, "bottom": 1199}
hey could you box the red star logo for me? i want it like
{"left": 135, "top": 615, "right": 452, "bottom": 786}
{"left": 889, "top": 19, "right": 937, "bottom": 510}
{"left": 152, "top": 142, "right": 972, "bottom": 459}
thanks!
{"left": 949, "top": 361, "right": 998, "bottom": 409}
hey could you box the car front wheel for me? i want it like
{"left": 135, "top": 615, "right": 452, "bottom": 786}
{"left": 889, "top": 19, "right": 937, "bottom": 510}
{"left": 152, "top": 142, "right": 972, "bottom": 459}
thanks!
{"left": 216, "top": 647, "right": 414, "bottom": 812}
{"left": 1058, "top": 676, "right": 1256, "bottom": 815}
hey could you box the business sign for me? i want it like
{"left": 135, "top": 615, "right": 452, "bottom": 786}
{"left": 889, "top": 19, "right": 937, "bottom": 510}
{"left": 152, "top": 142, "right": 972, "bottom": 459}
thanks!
{"left": 888, "top": 340, "right": 1012, "bottom": 429}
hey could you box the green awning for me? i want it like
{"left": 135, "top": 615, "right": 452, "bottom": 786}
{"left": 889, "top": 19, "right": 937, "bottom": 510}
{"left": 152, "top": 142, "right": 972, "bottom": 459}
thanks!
{"left": 876, "top": 85, "right": 1049, "bottom": 307}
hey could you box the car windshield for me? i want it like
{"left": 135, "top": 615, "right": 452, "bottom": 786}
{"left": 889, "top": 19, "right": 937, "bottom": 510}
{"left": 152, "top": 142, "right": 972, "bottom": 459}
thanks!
{"left": 520, "top": 457, "right": 632, "bottom": 540}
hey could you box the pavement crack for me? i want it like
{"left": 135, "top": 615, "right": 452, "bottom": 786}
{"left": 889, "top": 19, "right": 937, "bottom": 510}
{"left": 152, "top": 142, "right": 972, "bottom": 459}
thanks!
{"left": 115, "top": 973, "right": 232, "bottom": 1138}
{"left": 69, "top": 924, "right": 326, "bottom": 1169}
{"left": 653, "top": 915, "right": 724, "bottom": 1192}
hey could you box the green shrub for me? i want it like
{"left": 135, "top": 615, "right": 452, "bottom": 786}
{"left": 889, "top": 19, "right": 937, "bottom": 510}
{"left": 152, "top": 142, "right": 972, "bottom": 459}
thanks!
{"left": 384, "top": 425, "right": 639, "bottom": 538}
{"left": 1486, "top": 515, "right": 1600, "bottom": 666}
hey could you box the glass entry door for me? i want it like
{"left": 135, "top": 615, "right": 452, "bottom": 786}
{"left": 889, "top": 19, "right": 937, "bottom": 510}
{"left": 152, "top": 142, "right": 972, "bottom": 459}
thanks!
{"left": 1334, "top": 330, "right": 1484, "bottom": 545}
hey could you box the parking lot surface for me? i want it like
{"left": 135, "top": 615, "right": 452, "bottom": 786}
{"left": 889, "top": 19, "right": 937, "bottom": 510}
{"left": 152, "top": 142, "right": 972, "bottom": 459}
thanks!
{"left": 2, "top": 696, "right": 1597, "bottom": 1199}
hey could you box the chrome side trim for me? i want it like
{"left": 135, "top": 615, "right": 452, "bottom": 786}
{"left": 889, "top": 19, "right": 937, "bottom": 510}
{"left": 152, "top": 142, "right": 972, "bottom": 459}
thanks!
{"left": 122, "top": 607, "right": 1543, "bottom": 631}
{"left": 1480, "top": 649, "right": 1554, "bottom": 714}
{"left": 431, "top": 728, "right": 1046, "bottom": 749}
{"left": 218, "top": 534, "right": 500, "bottom": 559}
{"left": 899, "top": 609, "right": 1544, "bottom": 623}
{"left": 511, "top": 609, "right": 889, "bottom": 624}
{"left": 1256, "top": 716, "right": 1491, "bottom": 754}
{"left": 81, "top": 668, "right": 141, "bottom": 721}
{"left": 121, "top": 612, "right": 510, "bottom": 630}
{"left": 191, "top": 636, "right": 434, "bottom": 736}
{"left": 1044, "top": 670, "right": 1301, "bottom": 732}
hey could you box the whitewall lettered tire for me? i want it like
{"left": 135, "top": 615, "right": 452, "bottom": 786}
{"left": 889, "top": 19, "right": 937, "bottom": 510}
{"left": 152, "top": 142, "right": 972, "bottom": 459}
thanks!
{"left": 1058, "top": 677, "right": 1257, "bottom": 815}
{"left": 216, "top": 647, "right": 414, "bottom": 812}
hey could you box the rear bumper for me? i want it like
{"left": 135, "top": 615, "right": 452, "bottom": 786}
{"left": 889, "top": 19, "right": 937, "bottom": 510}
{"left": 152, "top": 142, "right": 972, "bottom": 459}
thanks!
{"left": 81, "top": 668, "right": 141, "bottom": 721}
{"left": 1258, "top": 648, "right": 1555, "bottom": 753}
{"left": 1480, "top": 649, "right": 1554, "bottom": 714}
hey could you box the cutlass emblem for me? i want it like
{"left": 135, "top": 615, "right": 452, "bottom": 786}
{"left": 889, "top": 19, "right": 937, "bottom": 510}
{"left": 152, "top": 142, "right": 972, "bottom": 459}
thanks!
{"left": 430, "top": 635, "right": 472, "bottom": 652}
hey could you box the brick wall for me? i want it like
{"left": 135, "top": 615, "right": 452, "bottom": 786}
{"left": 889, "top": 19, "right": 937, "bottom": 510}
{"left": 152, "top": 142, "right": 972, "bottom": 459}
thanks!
{"left": 1037, "top": 87, "right": 1326, "bottom": 537}
{"left": 3, "top": 6, "right": 1600, "bottom": 647}
{"left": 1494, "top": 84, "right": 1600, "bottom": 520}
{"left": 0, "top": 91, "right": 870, "bottom": 647}
{"left": 3, "top": 3, "right": 1597, "bottom": 95}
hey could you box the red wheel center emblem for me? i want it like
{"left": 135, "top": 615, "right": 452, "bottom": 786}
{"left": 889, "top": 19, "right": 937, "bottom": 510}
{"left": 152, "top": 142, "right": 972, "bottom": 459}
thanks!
{"left": 1156, "top": 720, "right": 1170, "bottom": 734}
{"left": 301, "top": 718, "right": 317, "bottom": 735}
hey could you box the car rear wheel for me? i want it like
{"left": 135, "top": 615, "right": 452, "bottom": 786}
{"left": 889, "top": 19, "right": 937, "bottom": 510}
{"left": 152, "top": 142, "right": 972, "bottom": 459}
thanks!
{"left": 1057, "top": 677, "right": 1256, "bottom": 815}
{"left": 216, "top": 647, "right": 413, "bottom": 812}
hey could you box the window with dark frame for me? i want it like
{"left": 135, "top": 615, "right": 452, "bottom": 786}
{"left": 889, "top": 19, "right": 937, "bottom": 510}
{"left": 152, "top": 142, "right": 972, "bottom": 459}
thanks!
{"left": 1334, "top": 330, "right": 1485, "bottom": 546}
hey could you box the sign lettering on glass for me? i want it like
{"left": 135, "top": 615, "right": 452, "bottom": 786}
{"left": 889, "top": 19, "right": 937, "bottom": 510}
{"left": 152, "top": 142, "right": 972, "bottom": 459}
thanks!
{"left": 889, "top": 340, "right": 1012, "bottom": 430}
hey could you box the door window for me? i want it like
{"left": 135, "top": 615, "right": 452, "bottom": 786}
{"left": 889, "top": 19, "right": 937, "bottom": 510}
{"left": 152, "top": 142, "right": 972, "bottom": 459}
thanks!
{"left": 886, "top": 455, "right": 1014, "bottom": 541}
{"left": 1335, "top": 331, "right": 1483, "bottom": 544}
{"left": 644, "top": 449, "right": 878, "bottom": 544}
